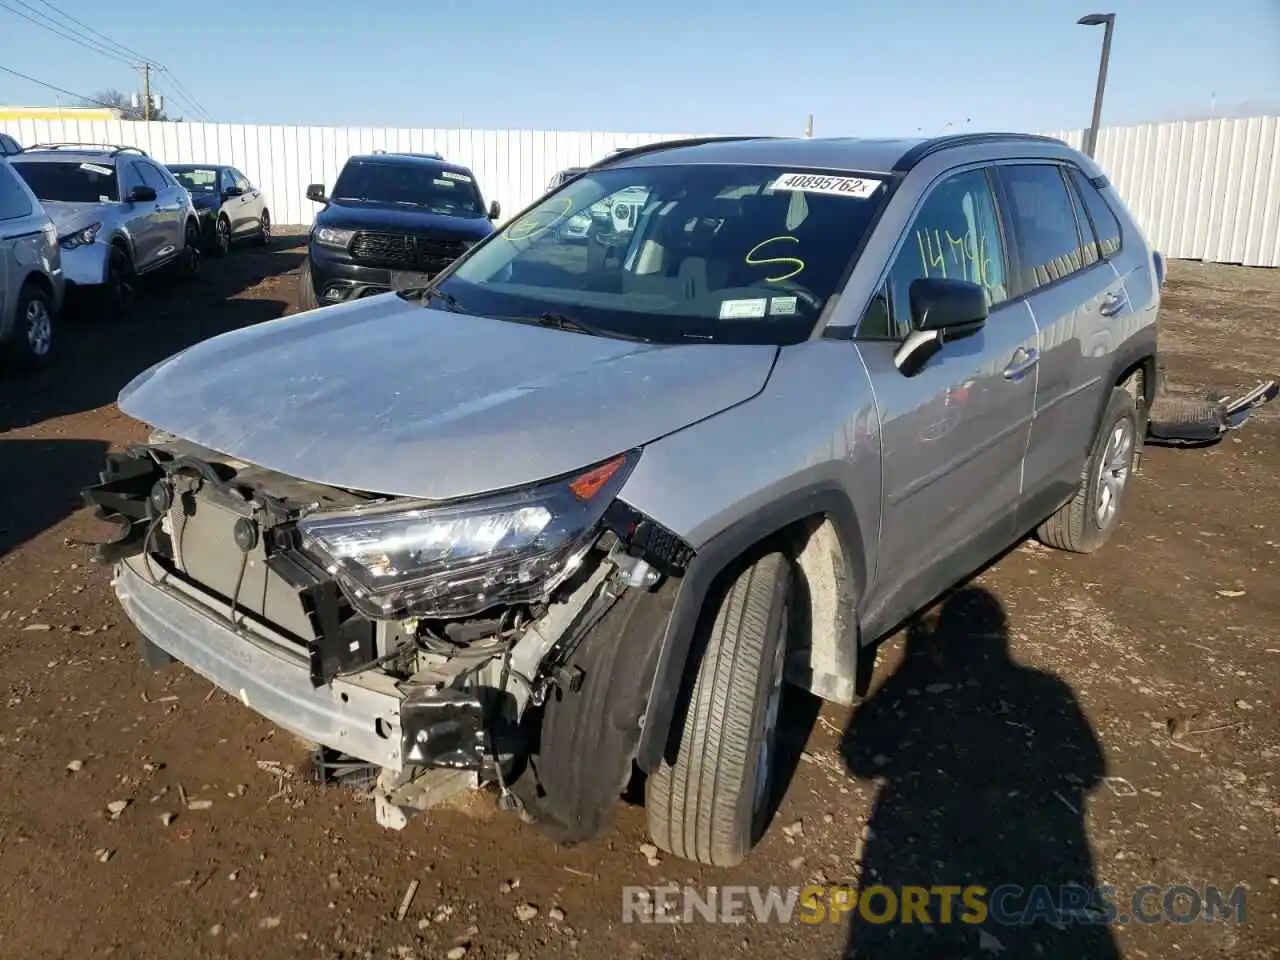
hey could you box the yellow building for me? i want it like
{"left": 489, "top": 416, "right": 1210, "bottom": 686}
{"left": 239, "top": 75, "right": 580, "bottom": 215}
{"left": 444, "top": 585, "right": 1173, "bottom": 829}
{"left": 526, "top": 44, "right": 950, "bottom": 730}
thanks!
{"left": 0, "top": 105, "right": 124, "bottom": 121}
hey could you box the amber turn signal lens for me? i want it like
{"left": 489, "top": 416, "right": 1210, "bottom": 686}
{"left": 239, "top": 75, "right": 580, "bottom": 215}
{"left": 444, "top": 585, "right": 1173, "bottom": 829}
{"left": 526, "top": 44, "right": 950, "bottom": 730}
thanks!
{"left": 568, "top": 454, "right": 627, "bottom": 501}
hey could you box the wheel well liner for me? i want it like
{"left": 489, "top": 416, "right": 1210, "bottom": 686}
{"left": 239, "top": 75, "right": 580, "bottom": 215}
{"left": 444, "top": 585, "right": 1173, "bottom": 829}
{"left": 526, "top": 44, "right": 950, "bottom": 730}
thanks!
{"left": 1090, "top": 348, "right": 1156, "bottom": 452}
{"left": 635, "top": 484, "right": 867, "bottom": 773}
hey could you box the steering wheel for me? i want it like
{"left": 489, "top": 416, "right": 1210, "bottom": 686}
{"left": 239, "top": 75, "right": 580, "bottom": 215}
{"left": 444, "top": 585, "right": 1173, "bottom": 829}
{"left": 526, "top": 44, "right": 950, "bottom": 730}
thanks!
{"left": 760, "top": 280, "right": 823, "bottom": 313}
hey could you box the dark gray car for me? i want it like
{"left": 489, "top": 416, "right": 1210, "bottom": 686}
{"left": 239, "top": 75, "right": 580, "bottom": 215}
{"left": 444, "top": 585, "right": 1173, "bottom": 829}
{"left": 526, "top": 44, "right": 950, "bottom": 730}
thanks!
{"left": 86, "top": 132, "right": 1161, "bottom": 866}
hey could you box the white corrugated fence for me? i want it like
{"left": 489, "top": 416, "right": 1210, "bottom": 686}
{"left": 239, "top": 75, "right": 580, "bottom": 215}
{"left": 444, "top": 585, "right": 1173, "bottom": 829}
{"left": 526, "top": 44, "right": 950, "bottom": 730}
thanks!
{"left": 3, "top": 115, "right": 1277, "bottom": 267}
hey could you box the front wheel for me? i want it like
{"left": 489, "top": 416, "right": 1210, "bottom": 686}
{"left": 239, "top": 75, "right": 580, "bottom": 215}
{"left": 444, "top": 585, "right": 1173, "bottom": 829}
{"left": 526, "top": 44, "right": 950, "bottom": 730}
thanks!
{"left": 255, "top": 209, "right": 271, "bottom": 246}
{"left": 1038, "top": 387, "right": 1139, "bottom": 553}
{"left": 102, "top": 245, "right": 136, "bottom": 318}
{"left": 211, "top": 215, "right": 231, "bottom": 256}
{"left": 646, "top": 551, "right": 792, "bottom": 866}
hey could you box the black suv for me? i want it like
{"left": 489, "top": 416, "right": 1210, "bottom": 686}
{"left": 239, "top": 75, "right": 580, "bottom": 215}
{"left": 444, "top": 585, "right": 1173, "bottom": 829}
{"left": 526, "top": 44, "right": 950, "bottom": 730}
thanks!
{"left": 299, "top": 152, "right": 500, "bottom": 309}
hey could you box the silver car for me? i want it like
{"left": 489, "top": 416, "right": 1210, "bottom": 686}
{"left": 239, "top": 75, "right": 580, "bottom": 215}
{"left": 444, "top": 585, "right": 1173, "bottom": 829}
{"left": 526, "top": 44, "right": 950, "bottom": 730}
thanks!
{"left": 10, "top": 143, "right": 201, "bottom": 315}
{"left": 85, "top": 133, "right": 1162, "bottom": 866}
{"left": 0, "top": 155, "right": 63, "bottom": 366}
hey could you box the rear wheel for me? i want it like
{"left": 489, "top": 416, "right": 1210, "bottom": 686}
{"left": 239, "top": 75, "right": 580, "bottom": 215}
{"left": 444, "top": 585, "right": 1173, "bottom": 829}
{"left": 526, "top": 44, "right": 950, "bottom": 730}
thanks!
{"left": 646, "top": 551, "right": 792, "bottom": 866}
{"left": 1038, "top": 387, "right": 1139, "bottom": 553}
{"left": 5, "top": 282, "right": 56, "bottom": 368}
{"left": 178, "top": 220, "right": 202, "bottom": 278}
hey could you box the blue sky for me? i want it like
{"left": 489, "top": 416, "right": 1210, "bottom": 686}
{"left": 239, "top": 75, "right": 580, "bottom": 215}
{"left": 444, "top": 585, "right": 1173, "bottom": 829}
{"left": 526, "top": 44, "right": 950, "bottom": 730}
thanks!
{"left": 1, "top": 0, "right": 1277, "bottom": 135}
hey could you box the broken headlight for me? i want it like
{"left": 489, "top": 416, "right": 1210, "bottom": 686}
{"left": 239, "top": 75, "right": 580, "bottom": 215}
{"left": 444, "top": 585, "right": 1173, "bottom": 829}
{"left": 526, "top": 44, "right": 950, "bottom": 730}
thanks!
{"left": 296, "top": 451, "right": 638, "bottom": 619}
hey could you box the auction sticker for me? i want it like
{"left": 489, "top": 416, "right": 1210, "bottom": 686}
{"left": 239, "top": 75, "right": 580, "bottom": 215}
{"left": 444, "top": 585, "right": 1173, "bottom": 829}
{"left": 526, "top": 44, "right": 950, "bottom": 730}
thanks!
{"left": 719, "top": 298, "right": 767, "bottom": 319}
{"left": 79, "top": 162, "right": 114, "bottom": 176}
{"left": 440, "top": 171, "right": 472, "bottom": 182}
{"left": 771, "top": 172, "right": 881, "bottom": 198}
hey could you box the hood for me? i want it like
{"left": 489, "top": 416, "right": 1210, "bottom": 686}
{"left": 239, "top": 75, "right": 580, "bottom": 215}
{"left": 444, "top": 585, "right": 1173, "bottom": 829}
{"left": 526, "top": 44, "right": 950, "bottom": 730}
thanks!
{"left": 118, "top": 296, "right": 776, "bottom": 501}
{"left": 42, "top": 201, "right": 109, "bottom": 236}
{"left": 316, "top": 201, "right": 494, "bottom": 241}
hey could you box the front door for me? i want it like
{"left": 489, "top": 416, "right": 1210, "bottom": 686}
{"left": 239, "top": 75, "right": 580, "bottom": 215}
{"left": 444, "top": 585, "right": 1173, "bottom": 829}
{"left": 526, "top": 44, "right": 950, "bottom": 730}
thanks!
{"left": 855, "top": 166, "right": 1040, "bottom": 638}
{"left": 119, "top": 160, "right": 160, "bottom": 268}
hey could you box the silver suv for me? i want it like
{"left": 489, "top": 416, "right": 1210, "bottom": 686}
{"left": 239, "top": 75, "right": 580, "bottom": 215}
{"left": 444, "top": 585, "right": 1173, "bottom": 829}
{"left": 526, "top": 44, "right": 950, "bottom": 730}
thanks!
{"left": 0, "top": 155, "right": 63, "bottom": 366}
{"left": 10, "top": 143, "right": 201, "bottom": 315}
{"left": 85, "top": 133, "right": 1161, "bottom": 866}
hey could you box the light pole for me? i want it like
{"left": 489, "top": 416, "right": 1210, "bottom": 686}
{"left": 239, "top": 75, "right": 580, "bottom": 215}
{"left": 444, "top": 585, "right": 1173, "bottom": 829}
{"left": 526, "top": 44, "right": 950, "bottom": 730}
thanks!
{"left": 1078, "top": 13, "right": 1115, "bottom": 158}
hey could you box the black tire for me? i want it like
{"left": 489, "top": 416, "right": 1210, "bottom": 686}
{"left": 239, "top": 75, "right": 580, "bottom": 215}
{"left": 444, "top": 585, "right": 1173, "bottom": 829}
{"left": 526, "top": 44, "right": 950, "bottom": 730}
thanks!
{"left": 211, "top": 215, "right": 231, "bottom": 257}
{"left": 178, "top": 220, "right": 202, "bottom": 279}
{"left": 526, "top": 578, "right": 678, "bottom": 843}
{"left": 255, "top": 209, "right": 271, "bottom": 246}
{"left": 102, "top": 244, "right": 136, "bottom": 318}
{"left": 297, "top": 258, "right": 319, "bottom": 312}
{"left": 5, "top": 282, "right": 56, "bottom": 368}
{"left": 1038, "top": 387, "right": 1139, "bottom": 554}
{"left": 646, "top": 551, "right": 792, "bottom": 866}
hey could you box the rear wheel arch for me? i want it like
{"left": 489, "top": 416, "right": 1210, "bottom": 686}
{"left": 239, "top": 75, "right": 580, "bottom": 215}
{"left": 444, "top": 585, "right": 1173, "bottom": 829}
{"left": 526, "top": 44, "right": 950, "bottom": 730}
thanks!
{"left": 635, "top": 485, "right": 868, "bottom": 774}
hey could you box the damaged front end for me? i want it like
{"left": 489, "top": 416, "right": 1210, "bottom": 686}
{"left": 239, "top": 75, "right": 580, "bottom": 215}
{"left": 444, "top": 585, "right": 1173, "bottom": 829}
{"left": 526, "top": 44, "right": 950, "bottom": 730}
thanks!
{"left": 82, "top": 437, "right": 692, "bottom": 828}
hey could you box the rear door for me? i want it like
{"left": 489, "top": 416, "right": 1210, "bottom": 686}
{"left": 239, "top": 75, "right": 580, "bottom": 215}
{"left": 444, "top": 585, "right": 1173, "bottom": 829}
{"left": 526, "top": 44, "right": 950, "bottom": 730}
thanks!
{"left": 855, "top": 165, "right": 1039, "bottom": 635}
{"left": 993, "top": 162, "right": 1129, "bottom": 521}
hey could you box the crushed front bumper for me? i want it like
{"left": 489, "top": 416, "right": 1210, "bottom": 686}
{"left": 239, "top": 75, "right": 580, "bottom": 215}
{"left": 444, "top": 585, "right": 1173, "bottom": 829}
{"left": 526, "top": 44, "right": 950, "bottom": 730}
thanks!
{"left": 113, "top": 559, "right": 407, "bottom": 770}
{"left": 61, "top": 241, "right": 110, "bottom": 286}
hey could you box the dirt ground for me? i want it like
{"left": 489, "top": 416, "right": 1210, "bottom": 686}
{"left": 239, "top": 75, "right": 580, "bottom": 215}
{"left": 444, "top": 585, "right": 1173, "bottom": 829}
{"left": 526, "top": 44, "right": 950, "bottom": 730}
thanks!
{"left": 0, "top": 242, "right": 1276, "bottom": 960}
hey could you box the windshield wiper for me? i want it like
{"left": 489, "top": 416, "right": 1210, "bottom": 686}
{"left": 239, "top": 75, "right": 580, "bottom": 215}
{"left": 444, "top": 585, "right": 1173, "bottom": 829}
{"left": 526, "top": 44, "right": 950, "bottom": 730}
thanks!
{"left": 529, "top": 312, "right": 650, "bottom": 342}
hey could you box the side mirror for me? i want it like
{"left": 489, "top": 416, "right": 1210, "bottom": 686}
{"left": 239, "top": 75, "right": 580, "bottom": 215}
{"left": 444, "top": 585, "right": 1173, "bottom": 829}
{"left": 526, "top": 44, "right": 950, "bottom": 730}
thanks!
{"left": 223, "top": 185, "right": 244, "bottom": 198}
{"left": 306, "top": 183, "right": 327, "bottom": 204}
{"left": 129, "top": 185, "right": 157, "bottom": 203}
{"left": 893, "top": 278, "right": 988, "bottom": 377}
{"left": 488, "top": 200, "right": 502, "bottom": 221}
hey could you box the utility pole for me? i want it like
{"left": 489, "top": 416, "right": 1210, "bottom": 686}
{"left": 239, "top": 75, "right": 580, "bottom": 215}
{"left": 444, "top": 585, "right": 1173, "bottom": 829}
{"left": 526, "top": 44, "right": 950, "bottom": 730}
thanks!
{"left": 804, "top": 113, "right": 813, "bottom": 138}
{"left": 142, "top": 62, "right": 151, "bottom": 121}
{"left": 1077, "top": 13, "right": 1116, "bottom": 158}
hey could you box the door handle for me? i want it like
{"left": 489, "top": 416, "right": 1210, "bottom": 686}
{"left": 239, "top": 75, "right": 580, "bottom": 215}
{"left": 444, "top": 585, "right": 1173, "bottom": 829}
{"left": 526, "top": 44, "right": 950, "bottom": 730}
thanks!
{"left": 1003, "top": 347, "right": 1039, "bottom": 380}
{"left": 1099, "top": 290, "right": 1127, "bottom": 317}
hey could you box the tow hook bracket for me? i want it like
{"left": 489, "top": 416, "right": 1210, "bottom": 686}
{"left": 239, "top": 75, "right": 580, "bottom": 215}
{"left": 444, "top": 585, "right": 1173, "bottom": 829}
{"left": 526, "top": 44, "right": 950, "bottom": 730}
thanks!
{"left": 400, "top": 687, "right": 486, "bottom": 769}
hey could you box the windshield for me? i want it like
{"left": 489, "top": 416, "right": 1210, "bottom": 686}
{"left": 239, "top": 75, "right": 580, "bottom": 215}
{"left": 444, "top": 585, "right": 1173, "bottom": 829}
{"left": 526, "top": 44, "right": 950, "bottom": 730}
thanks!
{"left": 12, "top": 158, "right": 119, "bottom": 203}
{"left": 438, "top": 163, "right": 889, "bottom": 344}
{"left": 332, "top": 160, "right": 484, "bottom": 215}
{"left": 169, "top": 166, "right": 218, "bottom": 193}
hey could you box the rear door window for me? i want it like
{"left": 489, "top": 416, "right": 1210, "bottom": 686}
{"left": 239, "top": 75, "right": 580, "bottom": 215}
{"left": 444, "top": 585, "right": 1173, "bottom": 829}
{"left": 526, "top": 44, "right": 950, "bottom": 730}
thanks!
{"left": 996, "top": 164, "right": 1091, "bottom": 294}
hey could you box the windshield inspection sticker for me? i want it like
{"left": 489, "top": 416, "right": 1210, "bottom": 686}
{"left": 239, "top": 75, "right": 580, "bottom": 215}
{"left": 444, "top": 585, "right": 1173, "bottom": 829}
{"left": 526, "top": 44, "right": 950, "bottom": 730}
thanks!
{"left": 770, "top": 296, "right": 798, "bottom": 316}
{"left": 771, "top": 172, "right": 882, "bottom": 199}
{"left": 720, "top": 298, "right": 768, "bottom": 320}
{"left": 439, "top": 171, "right": 472, "bottom": 182}
{"left": 79, "top": 162, "right": 113, "bottom": 176}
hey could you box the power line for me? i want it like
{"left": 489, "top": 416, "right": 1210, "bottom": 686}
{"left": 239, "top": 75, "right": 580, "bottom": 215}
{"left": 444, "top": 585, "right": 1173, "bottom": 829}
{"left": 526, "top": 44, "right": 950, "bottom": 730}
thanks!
{"left": 0, "top": 64, "right": 122, "bottom": 111}
{"left": 28, "top": 0, "right": 157, "bottom": 66}
{"left": 0, "top": 0, "right": 135, "bottom": 67}
{"left": 157, "top": 68, "right": 211, "bottom": 120}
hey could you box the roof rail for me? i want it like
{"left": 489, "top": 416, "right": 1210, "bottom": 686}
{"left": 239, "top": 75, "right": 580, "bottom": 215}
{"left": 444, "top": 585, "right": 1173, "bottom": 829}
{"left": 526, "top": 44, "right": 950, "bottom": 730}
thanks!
{"left": 371, "top": 149, "right": 444, "bottom": 160}
{"left": 892, "top": 132, "right": 1068, "bottom": 172}
{"left": 587, "top": 135, "right": 780, "bottom": 169}
{"left": 23, "top": 142, "right": 149, "bottom": 157}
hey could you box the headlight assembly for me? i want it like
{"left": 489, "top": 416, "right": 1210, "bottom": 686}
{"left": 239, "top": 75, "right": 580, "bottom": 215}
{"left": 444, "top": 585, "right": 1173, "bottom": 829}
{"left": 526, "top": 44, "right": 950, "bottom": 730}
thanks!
{"left": 297, "top": 450, "right": 639, "bottom": 619}
{"left": 313, "top": 226, "right": 355, "bottom": 250}
{"left": 59, "top": 222, "right": 102, "bottom": 250}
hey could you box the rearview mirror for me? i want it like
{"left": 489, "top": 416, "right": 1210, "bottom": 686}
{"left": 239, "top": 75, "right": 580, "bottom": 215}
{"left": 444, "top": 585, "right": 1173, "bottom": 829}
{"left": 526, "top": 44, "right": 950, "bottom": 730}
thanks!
{"left": 306, "top": 183, "right": 327, "bottom": 204}
{"left": 893, "top": 278, "right": 989, "bottom": 377}
{"left": 488, "top": 200, "right": 502, "bottom": 221}
{"left": 129, "top": 185, "right": 157, "bottom": 203}
{"left": 223, "top": 185, "right": 243, "bottom": 198}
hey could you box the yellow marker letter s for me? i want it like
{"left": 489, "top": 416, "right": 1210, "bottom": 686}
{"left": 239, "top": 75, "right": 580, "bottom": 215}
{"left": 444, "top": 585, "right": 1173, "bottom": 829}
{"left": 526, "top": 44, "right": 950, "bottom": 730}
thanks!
{"left": 798, "top": 885, "right": 827, "bottom": 924}
{"left": 745, "top": 236, "right": 805, "bottom": 282}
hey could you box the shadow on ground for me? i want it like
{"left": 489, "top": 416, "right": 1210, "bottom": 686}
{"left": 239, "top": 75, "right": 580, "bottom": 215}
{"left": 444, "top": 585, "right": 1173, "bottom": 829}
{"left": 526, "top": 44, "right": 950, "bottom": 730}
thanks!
{"left": 0, "top": 243, "right": 304, "bottom": 434}
{"left": 0, "top": 438, "right": 112, "bottom": 558}
{"left": 840, "top": 586, "right": 1120, "bottom": 960}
